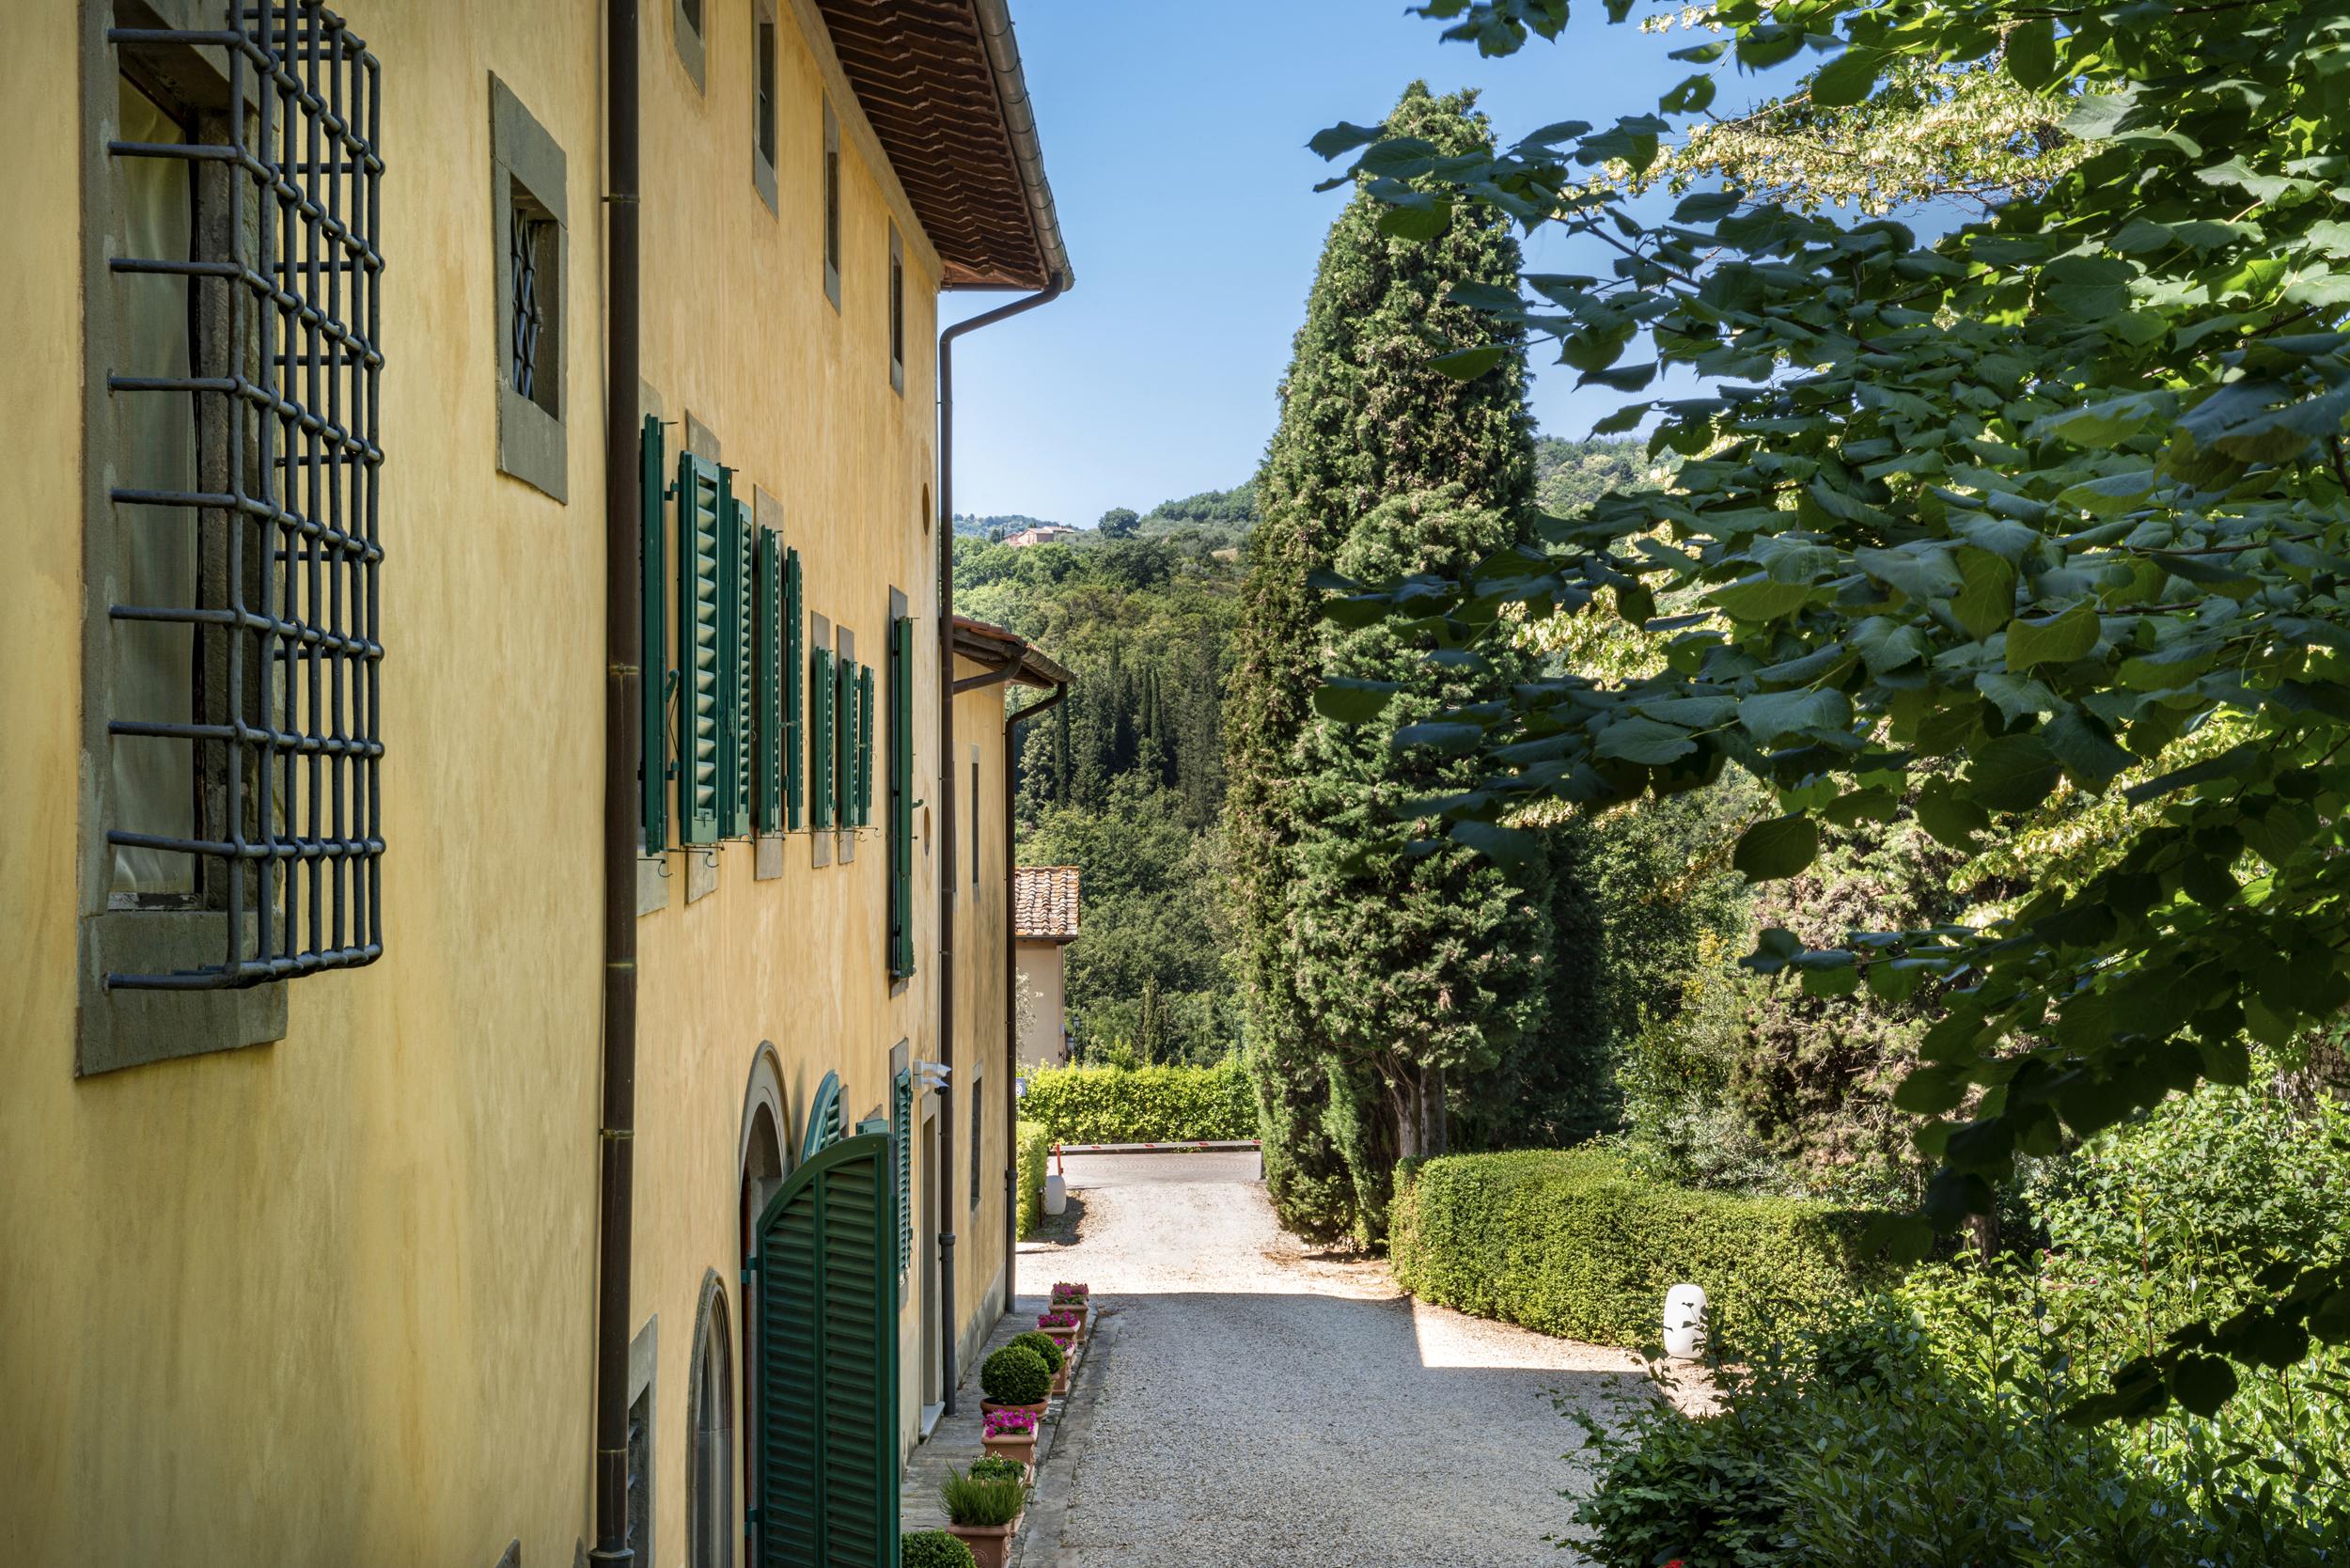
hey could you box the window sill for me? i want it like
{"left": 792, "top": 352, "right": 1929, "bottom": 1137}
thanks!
{"left": 78, "top": 909, "right": 289, "bottom": 1075}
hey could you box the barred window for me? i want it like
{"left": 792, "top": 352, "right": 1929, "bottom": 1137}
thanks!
{"left": 87, "top": 2, "right": 384, "bottom": 1034}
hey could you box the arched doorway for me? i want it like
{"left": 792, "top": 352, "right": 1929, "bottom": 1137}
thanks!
{"left": 737, "top": 1048, "right": 788, "bottom": 1568}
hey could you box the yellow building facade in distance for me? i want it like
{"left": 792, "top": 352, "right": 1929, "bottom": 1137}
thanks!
{"left": 0, "top": 2, "right": 1071, "bottom": 1565}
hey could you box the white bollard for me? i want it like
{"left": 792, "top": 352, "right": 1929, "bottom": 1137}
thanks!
{"left": 1663, "top": 1283, "right": 1708, "bottom": 1360}
{"left": 1042, "top": 1172, "right": 1068, "bottom": 1216}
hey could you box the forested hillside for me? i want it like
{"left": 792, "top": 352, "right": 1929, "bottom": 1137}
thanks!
{"left": 956, "top": 527, "right": 1246, "bottom": 1063}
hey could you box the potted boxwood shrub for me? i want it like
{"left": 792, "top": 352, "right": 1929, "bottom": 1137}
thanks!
{"left": 903, "top": 1529, "right": 977, "bottom": 1568}
{"left": 979, "top": 1406, "right": 1038, "bottom": 1468}
{"left": 1010, "top": 1329, "right": 1069, "bottom": 1397}
{"left": 1036, "top": 1307, "right": 1083, "bottom": 1351}
{"left": 939, "top": 1464, "right": 1026, "bottom": 1568}
{"left": 979, "top": 1341, "right": 1051, "bottom": 1419}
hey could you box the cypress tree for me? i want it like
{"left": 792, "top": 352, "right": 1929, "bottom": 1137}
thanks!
{"left": 1227, "top": 83, "right": 1555, "bottom": 1244}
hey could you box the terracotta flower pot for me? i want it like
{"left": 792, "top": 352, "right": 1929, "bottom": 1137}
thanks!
{"left": 981, "top": 1398, "right": 1048, "bottom": 1420}
{"left": 1042, "top": 1326, "right": 1077, "bottom": 1355}
{"left": 946, "top": 1513, "right": 1023, "bottom": 1568}
{"left": 1049, "top": 1361, "right": 1071, "bottom": 1397}
{"left": 980, "top": 1428, "right": 1037, "bottom": 1467}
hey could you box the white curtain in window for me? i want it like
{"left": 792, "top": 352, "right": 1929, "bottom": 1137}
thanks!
{"left": 108, "top": 77, "right": 198, "bottom": 901}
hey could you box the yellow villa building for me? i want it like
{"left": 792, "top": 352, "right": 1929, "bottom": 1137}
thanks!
{"left": 0, "top": 2, "right": 1072, "bottom": 1565}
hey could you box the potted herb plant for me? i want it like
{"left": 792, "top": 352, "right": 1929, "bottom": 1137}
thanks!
{"left": 979, "top": 1405, "right": 1038, "bottom": 1467}
{"left": 903, "top": 1529, "right": 977, "bottom": 1568}
{"left": 939, "top": 1464, "right": 1026, "bottom": 1568}
{"left": 970, "top": 1451, "right": 1031, "bottom": 1491}
{"left": 1010, "top": 1329, "right": 1069, "bottom": 1397}
{"left": 979, "top": 1341, "right": 1051, "bottom": 1419}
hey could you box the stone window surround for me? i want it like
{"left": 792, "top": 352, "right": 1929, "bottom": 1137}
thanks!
{"left": 672, "top": 0, "right": 706, "bottom": 94}
{"left": 750, "top": 0, "right": 777, "bottom": 214}
{"left": 75, "top": 0, "right": 290, "bottom": 1074}
{"left": 492, "top": 74, "right": 568, "bottom": 503}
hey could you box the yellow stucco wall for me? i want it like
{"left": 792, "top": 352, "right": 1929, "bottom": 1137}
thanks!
{"left": 1, "top": 5, "right": 606, "bottom": 1566}
{"left": 953, "top": 675, "right": 1020, "bottom": 1368}
{"left": 0, "top": 3, "right": 1033, "bottom": 1566}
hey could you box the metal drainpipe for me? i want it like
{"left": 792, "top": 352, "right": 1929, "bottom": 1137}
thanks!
{"left": 590, "top": 1, "right": 641, "bottom": 1563}
{"left": 1002, "top": 682, "right": 1066, "bottom": 1315}
{"left": 935, "top": 274, "right": 1065, "bottom": 1414}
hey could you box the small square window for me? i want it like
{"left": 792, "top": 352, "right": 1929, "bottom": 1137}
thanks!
{"left": 751, "top": 1, "right": 777, "bottom": 212}
{"left": 492, "top": 75, "right": 569, "bottom": 502}
{"left": 822, "top": 100, "right": 841, "bottom": 309}
{"left": 673, "top": 0, "right": 706, "bottom": 93}
{"left": 888, "top": 223, "right": 905, "bottom": 394}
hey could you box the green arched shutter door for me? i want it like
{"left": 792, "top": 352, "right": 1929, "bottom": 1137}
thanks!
{"left": 756, "top": 1131, "right": 901, "bottom": 1566}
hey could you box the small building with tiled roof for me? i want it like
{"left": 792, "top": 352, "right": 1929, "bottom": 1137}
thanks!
{"left": 1014, "top": 866, "right": 1079, "bottom": 1068}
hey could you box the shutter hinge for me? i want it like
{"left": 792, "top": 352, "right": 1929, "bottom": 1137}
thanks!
{"left": 744, "top": 1507, "right": 760, "bottom": 1529}
{"left": 743, "top": 1256, "right": 760, "bottom": 1284}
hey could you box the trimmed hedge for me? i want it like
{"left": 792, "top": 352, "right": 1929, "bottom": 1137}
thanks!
{"left": 1389, "top": 1149, "right": 1889, "bottom": 1349}
{"left": 1015, "top": 1119, "right": 1051, "bottom": 1239}
{"left": 1019, "top": 1058, "right": 1255, "bottom": 1143}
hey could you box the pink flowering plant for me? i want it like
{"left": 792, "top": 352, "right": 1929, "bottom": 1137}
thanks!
{"left": 982, "top": 1408, "right": 1037, "bottom": 1438}
{"left": 1038, "top": 1309, "right": 1080, "bottom": 1330}
{"left": 1049, "top": 1281, "right": 1089, "bottom": 1299}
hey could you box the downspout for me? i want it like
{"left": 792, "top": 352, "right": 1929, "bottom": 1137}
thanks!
{"left": 935, "top": 274, "right": 1064, "bottom": 1416}
{"left": 1002, "top": 682, "right": 1067, "bottom": 1316}
{"left": 591, "top": 1, "right": 641, "bottom": 1563}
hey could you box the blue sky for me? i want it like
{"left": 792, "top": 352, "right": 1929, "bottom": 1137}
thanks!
{"left": 939, "top": 1, "right": 1706, "bottom": 528}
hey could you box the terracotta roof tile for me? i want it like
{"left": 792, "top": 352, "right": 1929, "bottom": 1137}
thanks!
{"left": 1014, "top": 865, "right": 1079, "bottom": 941}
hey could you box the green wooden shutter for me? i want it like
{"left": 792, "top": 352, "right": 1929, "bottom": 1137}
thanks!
{"left": 784, "top": 549, "right": 804, "bottom": 832}
{"left": 856, "top": 665, "right": 874, "bottom": 828}
{"left": 834, "top": 653, "right": 854, "bottom": 830}
{"left": 811, "top": 646, "right": 835, "bottom": 831}
{"left": 755, "top": 528, "right": 783, "bottom": 834}
{"left": 717, "top": 481, "right": 754, "bottom": 840}
{"left": 675, "top": 453, "right": 725, "bottom": 845}
{"left": 894, "top": 1067, "right": 913, "bottom": 1276}
{"left": 639, "top": 416, "right": 668, "bottom": 853}
{"left": 753, "top": 1132, "right": 900, "bottom": 1568}
{"left": 888, "top": 618, "right": 915, "bottom": 979}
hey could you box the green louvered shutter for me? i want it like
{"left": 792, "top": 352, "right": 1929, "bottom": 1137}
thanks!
{"left": 784, "top": 549, "right": 804, "bottom": 831}
{"left": 835, "top": 653, "right": 854, "bottom": 831}
{"left": 855, "top": 665, "right": 874, "bottom": 828}
{"left": 753, "top": 1132, "right": 900, "bottom": 1568}
{"left": 675, "top": 454, "right": 725, "bottom": 845}
{"left": 811, "top": 646, "right": 835, "bottom": 831}
{"left": 888, "top": 618, "right": 914, "bottom": 979}
{"left": 893, "top": 1067, "right": 914, "bottom": 1277}
{"left": 717, "top": 482, "right": 755, "bottom": 839}
{"left": 639, "top": 416, "right": 668, "bottom": 853}
{"left": 755, "top": 528, "right": 783, "bottom": 834}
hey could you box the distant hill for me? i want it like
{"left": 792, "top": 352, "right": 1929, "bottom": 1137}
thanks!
{"left": 953, "top": 512, "right": 1059, "bottom": 539}
{"left": 961, "top": 434, "right": 1645, "bottom": 551}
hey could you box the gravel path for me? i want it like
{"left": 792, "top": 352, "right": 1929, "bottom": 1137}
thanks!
{"left": 1026, "top": 1154, "right": 1652, "bottom": 1568}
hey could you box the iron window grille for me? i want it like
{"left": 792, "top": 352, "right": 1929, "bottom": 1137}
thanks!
{"left": 102, "top": 1, "right": 384, "bottom": 989}
{"left": 509, "top": 204, "right": 548, "bottom": 402}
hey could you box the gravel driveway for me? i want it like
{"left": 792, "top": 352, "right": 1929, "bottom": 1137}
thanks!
{"left": 1023, "top": 1153, "right": 1651, "bottom": 1567}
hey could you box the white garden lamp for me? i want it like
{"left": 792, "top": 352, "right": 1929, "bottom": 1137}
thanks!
{"left": 1664, "top": 1283, "right": 1708, "bottom": 1360}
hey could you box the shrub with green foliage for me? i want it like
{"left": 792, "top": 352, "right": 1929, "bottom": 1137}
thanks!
{"left": 1019, "top": 1059, "right": 1255, "bottom": 1143}
{"left": 1389, "top": 1149, "right": 1887, "bottom": 1348}
{"left": 967, "top": 1454, "right": 1027, "bottom": 1486}
{"left": 979, "top": 1343, "right": 1051, "bottom": 1408}
{"left": 1015, "top": 1119, "right": 1050, "bottom": 1240}
{"left": 902, "top": 1530, "right": 977, "bottom": 1568}
{"left": 1009, "top": 1330, "right": 1065, "bottom": 1376}
{"left": 938, "top": 1466, "right": 1026, "bottom": 1529}
{"left": 1574, "top": 1081, "right": 2350, "bottom": 1564}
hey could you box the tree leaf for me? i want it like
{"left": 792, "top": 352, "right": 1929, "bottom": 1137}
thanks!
{"left": 2006, "top": 604, "right": 2101, "bottom": 672}
{"left": 1810, "top": 47, "right": 1883, "bottom": 108}
{"left": 1593, "top": 714, "right": 1700, "bottom": 765}
{"left": 1429, "top": 344, "right": 1507, "bottom": 381}
{"left": 2006, "top": 18, "right": 2060, "bottom": 90}
{"left": 1733, "top": 814, "right": 1821, "bottom": 882}
{"left": 1308, "top": 121, "right": 1386, "bottom": 161}
{"left": 1312, "top": 678, "right": 1402, "bottom": 723}
{"left": 1968, "top": 731, "right": 2063, "bottom": 813}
